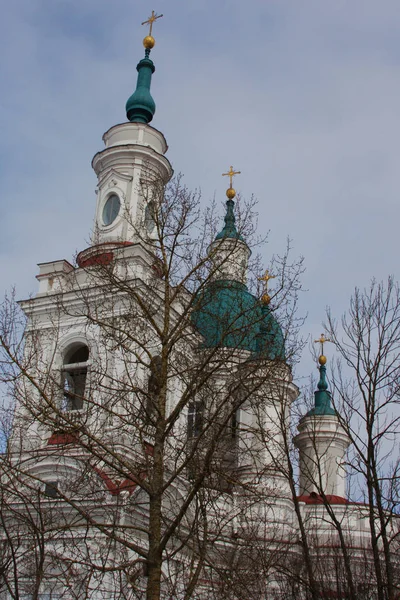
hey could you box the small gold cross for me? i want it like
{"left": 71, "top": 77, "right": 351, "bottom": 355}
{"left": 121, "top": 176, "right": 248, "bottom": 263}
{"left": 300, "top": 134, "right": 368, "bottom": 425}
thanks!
{"left": 314, "top": 333, "right": 331, "bottom": 356}
{"left": 142, "top": 10, "right": 163, "bottom": 37}
{"left": 258, "top": 270, "right": 276, "bottom": 305}
{"left": 258, "top": 269, "right": 276, "bottom": 286}
{"left": 222, "top": 166, "right": 241, "bottom": 188}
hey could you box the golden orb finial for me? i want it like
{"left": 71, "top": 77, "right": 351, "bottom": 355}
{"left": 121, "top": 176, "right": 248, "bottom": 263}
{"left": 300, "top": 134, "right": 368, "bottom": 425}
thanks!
{"left": 226, "top": 187, "right": 236, "bottom": 199}
{"left": 143, "top": 35, "right": 155, "bottom": 49}
{"left": 314, "top": 333, "right": 331, "bottom": 365}
{"left": 261, "top": 292, "right": 271, "bottom": 306}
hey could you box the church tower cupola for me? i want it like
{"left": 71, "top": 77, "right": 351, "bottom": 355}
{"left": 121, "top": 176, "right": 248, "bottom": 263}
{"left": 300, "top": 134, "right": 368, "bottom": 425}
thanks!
{"left": 191, "top": 168, "right": 284, "bottom": 359}
{"left": 81, "top": 11, "right": 172, "bottom": 256}
{"left": 208, "top": 166, "right": 250, "bottom": 284}
{"left": 294, "top": 335, "right": 351, "bottom": 499}
{"left": 125, "top": 11, "right": 163, "bottom": 124}
{"left": 306, "top": 340, "right": 336, "bottom": 417}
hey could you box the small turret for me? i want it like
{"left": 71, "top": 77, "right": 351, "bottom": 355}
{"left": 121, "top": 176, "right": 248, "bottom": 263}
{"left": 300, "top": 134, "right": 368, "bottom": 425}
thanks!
{"left": 208, "top": 166, "right": 250, "bottom": 284}
{"left": 294, "top": 335, "right": 350, "bottom": 498}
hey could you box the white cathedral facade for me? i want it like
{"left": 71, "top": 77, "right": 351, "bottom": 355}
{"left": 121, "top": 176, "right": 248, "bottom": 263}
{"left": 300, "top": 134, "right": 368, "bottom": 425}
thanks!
{"left": 1, "top": 17, "right": 398, "bottom": 600}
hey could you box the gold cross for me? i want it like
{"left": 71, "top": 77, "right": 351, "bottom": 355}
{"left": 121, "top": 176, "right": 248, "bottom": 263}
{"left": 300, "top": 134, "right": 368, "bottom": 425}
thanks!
{"left": 258, "top": 270, "right": 276, "bottom": 287}
{"left": 314, "top": 333, "right": 331, "bottom": 355}
{"left": 222, "top": 166, "right": 241, "bottom": 188}
{"left": 258, "top": 270, "right": 276, "bottom": 305}
{"left": 142, "top": 10, "right": 163, "bottom": 37}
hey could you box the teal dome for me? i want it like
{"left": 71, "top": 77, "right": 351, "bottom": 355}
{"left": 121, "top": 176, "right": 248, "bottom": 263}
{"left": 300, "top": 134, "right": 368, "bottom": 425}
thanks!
{"left": 191, "top": 280, "right": 285, "bottom": 359}
{"left": 255, "top": 303, "right": 285, "bottom": 360}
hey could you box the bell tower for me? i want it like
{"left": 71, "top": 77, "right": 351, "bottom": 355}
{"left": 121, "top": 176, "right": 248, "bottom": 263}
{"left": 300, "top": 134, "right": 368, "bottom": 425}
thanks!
{"left": 84, "top": 11, "right": 173, "bottom": 262}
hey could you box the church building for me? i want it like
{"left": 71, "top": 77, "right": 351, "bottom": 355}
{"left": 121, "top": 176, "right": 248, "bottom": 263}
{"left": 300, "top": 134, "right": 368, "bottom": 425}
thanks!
{"left": 1, "top": 12, "right": 398, "bottom": 600}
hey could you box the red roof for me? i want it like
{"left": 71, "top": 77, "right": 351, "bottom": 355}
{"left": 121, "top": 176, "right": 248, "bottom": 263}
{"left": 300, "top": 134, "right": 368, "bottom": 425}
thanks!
{"left": 47, "top": 432, "right": 79, "bottom": 446}
{"left": 297, "top": 493, "right": 348, "bottom": 505}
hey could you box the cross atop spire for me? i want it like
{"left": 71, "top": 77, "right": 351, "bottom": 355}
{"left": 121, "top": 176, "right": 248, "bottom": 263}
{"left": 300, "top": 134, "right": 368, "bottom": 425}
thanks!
{"left": 222, "top": 166, "right": 241, "bottom": 189}
{"left": 259, "top": 269, "right": 276, "bottom": 286}
{"left": 142, "top": 10, "right": 163, "bottom": 37}
{"left": 222, "top": 166, "right": 241, "bottom": 200}
{"left": 258, "top": 270, "right": 276, "bottom": 306}
{"left": 126, "top": 10, "right": 164, "bottom": 123}
{"left": 314, "top": 333, "right": 331, "bottom": 364}
{"left": 215, "top": 166, "right": 245, "bottom": 242}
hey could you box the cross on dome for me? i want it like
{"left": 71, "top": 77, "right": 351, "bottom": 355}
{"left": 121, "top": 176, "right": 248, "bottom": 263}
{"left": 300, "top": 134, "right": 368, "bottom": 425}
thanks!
{"left": 314, "top": 333, "right": 331, "bottom": 365}
{"left": 222, "top": 166, "right": 241, "bottom": 199}
{"left": 142, "top": 10, "right": 164, "bottom": 37}
{"left": 222, "top": 166, "right": 241, "bottom": 188}
{"left": 258, "top": 270, "right": 276, "bottom": 306}
{"left": 259, "top": 269, "right": 275, "bottom": 285}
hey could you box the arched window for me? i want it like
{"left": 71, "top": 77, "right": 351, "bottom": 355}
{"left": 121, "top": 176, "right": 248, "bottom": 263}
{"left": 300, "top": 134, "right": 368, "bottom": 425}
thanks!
{"left": 62, "top": 344, "right": 89, "bottom": 411}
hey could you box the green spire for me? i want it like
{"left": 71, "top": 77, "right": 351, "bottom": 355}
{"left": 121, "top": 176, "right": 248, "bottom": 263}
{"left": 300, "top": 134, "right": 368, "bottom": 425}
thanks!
{"left": 307, "top": 362, "right": 336, "bottom": 417}
{"left": 126, "top": 11, "right": 164, "bottom": 124}
{"left": 126, "top": 48, "right": 156, "bottom": 124}
{"left": 215, "top": 165, "right": 245, "bottom": 241}
{"left": 215, "top": 199, "right": 244, "bottom": 241}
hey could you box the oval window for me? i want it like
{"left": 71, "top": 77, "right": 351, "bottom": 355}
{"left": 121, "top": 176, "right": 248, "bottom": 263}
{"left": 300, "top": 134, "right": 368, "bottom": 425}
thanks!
{"left": 102, "top": 194, "right": 120, "bottom": 226}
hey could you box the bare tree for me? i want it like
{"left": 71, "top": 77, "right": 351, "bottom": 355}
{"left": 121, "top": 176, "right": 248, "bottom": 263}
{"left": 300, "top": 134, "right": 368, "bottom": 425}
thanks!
{"left": 325, "top": 277, "right": 400, "bottom": 600}
{"left": 0, "top": 174, "right": 305, "bottom": 600}
{"left": 247, "top": 312, "right": 400, "bottom": 600}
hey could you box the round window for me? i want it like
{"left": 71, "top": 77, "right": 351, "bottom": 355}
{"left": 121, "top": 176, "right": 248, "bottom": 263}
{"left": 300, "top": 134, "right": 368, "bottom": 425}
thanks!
{"left": 102, "top": 194, "right": 120, "bottom": 226}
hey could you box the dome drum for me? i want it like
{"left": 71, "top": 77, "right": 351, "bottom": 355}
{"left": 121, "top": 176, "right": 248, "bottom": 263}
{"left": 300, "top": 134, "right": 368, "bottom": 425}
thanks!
{"left": 102, "top": 122, "right": 168, "bottom": 155}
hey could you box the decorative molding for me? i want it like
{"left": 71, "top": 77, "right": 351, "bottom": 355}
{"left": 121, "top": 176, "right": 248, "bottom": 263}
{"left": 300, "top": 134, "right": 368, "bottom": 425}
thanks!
{"left": 98, "top": 167, "right": 133, "bottom": 189}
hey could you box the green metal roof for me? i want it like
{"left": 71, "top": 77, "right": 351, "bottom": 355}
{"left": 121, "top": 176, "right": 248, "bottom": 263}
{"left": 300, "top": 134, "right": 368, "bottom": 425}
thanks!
{"left": 191, "top": 280, "right": 285, "bottom": 359}
{"left": 306, "top": 364, "right": 336, "bottom": 417}
{"left": 215, "top": 199, "right": 244, "bottom": 241}
{"left": 126, "top": 49, "right": 156, "bottom": 124}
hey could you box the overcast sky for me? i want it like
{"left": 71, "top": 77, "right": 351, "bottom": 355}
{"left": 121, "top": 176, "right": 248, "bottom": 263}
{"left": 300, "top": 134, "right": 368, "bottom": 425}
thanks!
{"left": 1, "top": 0, "right": 400, "bottom": 379}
